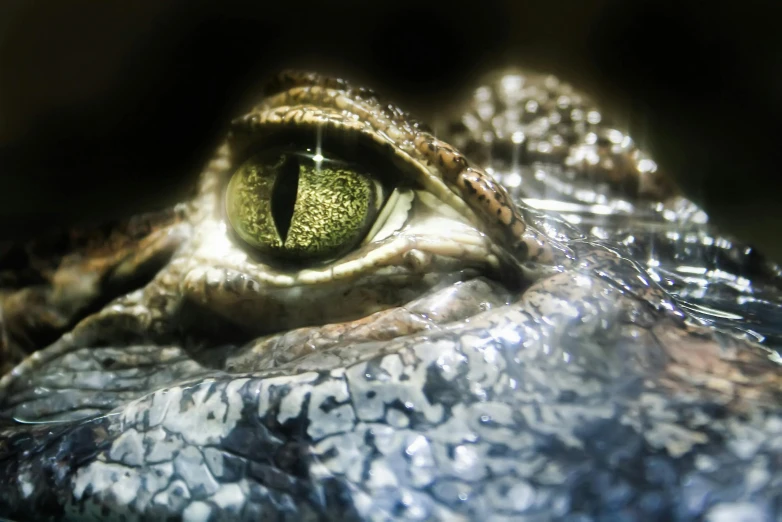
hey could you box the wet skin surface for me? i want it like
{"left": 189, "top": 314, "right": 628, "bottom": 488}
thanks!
{"left": 0, "top": 70, "right": 781, "bottom": 521}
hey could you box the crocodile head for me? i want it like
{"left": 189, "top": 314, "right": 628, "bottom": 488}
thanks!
{"left": 0, "top": 70, "right": 780, "bottom": 521}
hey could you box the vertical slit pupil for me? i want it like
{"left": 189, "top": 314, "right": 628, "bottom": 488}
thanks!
{"left": 271, "top": 155, "right": 300, "bottom": 242}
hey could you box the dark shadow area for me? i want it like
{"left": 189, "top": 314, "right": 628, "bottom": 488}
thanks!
{"left": 1, "top": 0, "right": 781, "bottom": 258}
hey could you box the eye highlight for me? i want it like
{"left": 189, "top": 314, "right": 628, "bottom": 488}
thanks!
{"left": 225, "top": 149, "right": 385, "bottom": 264}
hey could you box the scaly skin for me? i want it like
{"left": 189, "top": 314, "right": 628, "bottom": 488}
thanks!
{"left": 0, "top": 69, "right": 780, "bottom": 521}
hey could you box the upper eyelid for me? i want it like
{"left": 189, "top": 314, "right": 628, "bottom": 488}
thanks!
{"left": 258, "top": 71, "right": 432, "bottom": 132}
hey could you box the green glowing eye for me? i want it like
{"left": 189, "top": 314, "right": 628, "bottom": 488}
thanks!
{"left": 225, "top": 150, "right": 385, "bottom": 263}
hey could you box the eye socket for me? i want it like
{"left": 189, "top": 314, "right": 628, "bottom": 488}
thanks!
{"left": 225, "top": 149, "right": 387, "bottom": 264}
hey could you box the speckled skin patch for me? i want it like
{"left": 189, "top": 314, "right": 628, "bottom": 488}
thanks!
{"left": 0, "top": 69, "right": 781, "bottom": 522}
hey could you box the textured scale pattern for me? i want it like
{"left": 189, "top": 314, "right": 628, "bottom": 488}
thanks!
{"left": 0, "top": 69, "right": 780, "bottom": 522}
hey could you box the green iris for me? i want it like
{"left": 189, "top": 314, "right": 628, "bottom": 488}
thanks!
{"left": 225, "top": 150, "right": 382, "bottom": 263}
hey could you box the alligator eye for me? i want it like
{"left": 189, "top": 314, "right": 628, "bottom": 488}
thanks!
{"left": 225, "top": 149, "right": 387, "bottom": 263}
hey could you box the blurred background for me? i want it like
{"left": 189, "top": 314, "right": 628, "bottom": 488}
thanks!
{"left": 1, "top": 0, "right": 781, "bottom": 259}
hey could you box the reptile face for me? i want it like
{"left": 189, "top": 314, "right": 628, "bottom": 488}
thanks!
{"left": 0, "top": 70, "right": 781, "bottom": 521}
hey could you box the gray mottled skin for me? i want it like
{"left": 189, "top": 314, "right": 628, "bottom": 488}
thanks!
{"left": 0, "top": 69, "right": 781, "bottom": 522}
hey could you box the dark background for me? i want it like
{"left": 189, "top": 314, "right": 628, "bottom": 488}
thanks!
{"left": 2, "top": 1, "right": 782, "bottom": 259}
